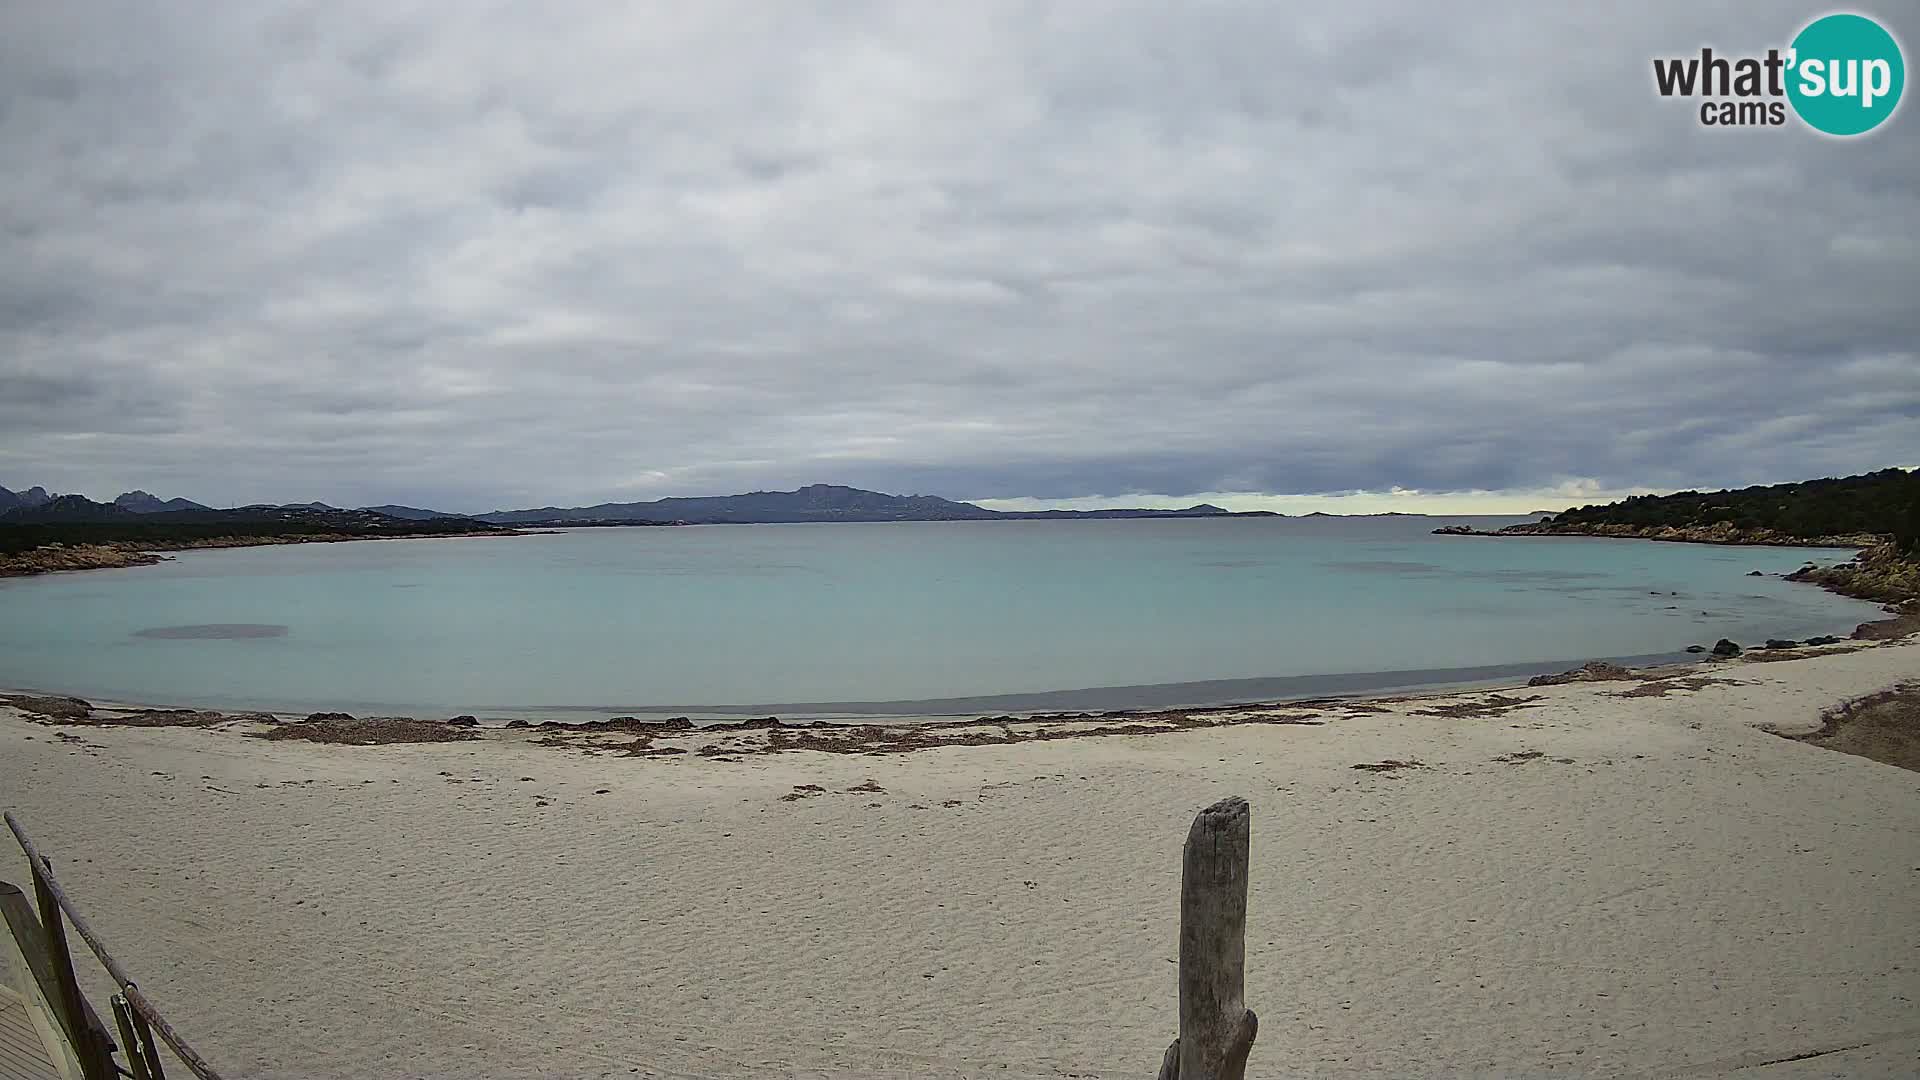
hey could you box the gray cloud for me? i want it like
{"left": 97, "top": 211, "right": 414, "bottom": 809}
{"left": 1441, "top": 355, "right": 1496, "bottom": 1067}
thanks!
{"left": 1, "top": 1, "right": 1916, "bottom": 512}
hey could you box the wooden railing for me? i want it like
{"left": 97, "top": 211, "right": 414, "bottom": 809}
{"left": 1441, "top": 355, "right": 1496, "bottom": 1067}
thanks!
{"left": 4, "top": 811, "right": 224, "bottom": 1080}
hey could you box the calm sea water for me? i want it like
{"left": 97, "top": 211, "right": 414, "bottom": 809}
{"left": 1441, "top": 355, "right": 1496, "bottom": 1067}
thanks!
{"left": 0, "top": 518, "right": 1882, "bottom": 719}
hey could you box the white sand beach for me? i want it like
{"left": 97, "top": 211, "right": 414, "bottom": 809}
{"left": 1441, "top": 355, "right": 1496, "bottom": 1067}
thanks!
{"left": 3, "top": 641, "right": 1917, "bottom": 1079}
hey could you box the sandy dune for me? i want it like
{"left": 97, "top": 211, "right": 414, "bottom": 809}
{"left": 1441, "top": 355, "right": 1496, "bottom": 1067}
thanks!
{"left": 2, "top": 642, "right": 1917, "bottom": 1079}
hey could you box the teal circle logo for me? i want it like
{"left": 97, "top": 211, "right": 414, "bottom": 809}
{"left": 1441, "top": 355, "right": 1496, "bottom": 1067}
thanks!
{"left": 1787, "top": 13, "right": 1905, "bottom": 135}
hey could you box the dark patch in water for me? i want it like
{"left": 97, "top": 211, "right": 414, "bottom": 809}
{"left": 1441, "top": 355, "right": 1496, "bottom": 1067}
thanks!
{"left": 132, "top": 623, "right": 289, "bottom": 640}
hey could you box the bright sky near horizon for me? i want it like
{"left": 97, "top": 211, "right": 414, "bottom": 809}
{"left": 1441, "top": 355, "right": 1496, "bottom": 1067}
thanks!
{"left": 2, "top": 3, "right": 1915, "bottom": 515}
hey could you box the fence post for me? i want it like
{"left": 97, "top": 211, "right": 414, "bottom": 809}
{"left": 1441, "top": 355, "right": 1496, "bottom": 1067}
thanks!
{"left": 31, "top": 857, "right": 116, "bottom": 1080}
{"left": 1157, "top": 797, "right": 1257, "bottom": 1080}
{"left": 113, "top": 994, "right": 156, "bottom": 1080}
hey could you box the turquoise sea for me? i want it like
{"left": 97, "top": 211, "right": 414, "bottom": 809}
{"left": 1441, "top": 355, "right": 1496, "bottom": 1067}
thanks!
{"left": 0, "top": 518, "right": 1883, "bottom": 719}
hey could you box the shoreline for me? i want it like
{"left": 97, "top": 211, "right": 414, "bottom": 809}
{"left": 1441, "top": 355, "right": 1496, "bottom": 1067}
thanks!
{"left": 4, "top": 633, "right": 1917, "bottom": 1078}
{"left": 6, "top": 628, "right": 1907, "bottom": 752}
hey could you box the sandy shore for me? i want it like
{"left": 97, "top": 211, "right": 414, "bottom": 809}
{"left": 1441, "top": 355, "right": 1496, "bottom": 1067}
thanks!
{"left": 3, "top": 642, "right": 1918, "bottom": 1079}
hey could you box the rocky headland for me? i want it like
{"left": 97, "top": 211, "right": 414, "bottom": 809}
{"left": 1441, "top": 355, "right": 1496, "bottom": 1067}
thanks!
{"left": 0, "top": 529, "right": 530, "bottom": 578}
{"left": 1432, "top": 520, "right": 1884, "bottom": 547}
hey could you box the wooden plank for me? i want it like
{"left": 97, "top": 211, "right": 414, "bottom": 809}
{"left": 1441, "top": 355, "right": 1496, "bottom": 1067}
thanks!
{"left": 0, "top": 1006, "right": 41, "bottom": 1039}
{"left": 0, "top": 1037, "right": 52, "bottom": 1072}
{"left": 0, "top": 1014, "right": 45, "bottom": 1045}
{"left": 1157, "top": 797, "right": 1258, "bottom": 1080}
{"left": 0, "top": 1042, "right": 56, "bottom": 1080}
{"left": 0, "top": 998, "right": 59, "bottom": 1080}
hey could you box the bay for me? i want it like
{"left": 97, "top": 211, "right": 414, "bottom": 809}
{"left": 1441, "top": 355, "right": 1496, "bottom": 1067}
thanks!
{"left": 0, "top": 517, "right": 1881, "bottom": 719}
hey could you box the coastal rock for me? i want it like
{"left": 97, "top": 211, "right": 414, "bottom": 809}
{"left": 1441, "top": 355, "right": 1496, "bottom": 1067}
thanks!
{"left": 1789, "top": 544, "right": 1920, "bottom": 606}
{"left": 1748, "top": 570, "right": 1764, "bottom": 576}
{"left": 1527, "top": 661, "right": 1636, "bottom": 686}
{"left": 1, "top": 694, "right": 94, "bottom": 720}
{"left": 505, "top": 719, "right": 530, "bottom": 728}
{"left": 1851, "top": 601, "right": 1920, "bottom": 641}
{"left": 1763, "top": 639, "right": 1799, "bottom": 650}
{"left": 1432, "top": 524, "right": 1474, "bottom": 535}
{"left": 113, "top": 709, "right": 235, "bottom": 728}
{"left": 0, "top": 543, "right": 168, "bottom": 577}
{"left": 1803, "top": 635, "right": 1842, "bottom": 646}
{"left": 1685, "top": 645, "right": 1707, "bottom": 653}
{"left": 258, "top": 716, "right": 478, "bottom": 746}
{"left": 1711, "top": 639, "right": 1743, "bottom": 657}
{"left": 535, "top": 715, "right": 697, "bottom": 734}
{"left": 445, "top": 714, "right": 479, "bottom": 727}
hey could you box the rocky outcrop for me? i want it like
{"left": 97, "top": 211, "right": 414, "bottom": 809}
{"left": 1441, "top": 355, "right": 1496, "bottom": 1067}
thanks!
{"left": 1787, "top": 543, "right": 1920, "bottom": 605}
{"left": 1, "top": 694, "right": 93, "bottom": 720}
{"left": 1486, "top": 521, "right": 1885, "bottom": 547}
{"left": 1852, "top": 603, "right": 1920, "bottom": 641}
{"left": 1527, "top": 661, "right": 1636, "bottom": 686}
{"left": 0, "top": 543, "right": 168, "bottom": 576}
{"left": 0, "top": 529, "right": 524, "bottom": 578}
{"left": 1711, "top": 639, "right": 1743, "bottom": 657}
{"left": 256, "top": 715, "right": 478, "bottom": 745}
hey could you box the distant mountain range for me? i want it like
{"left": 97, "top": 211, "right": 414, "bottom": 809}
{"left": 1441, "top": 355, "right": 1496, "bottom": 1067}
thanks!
{"left": 0, "top": 482, "right": 1281, "bottom": 526}
{"left": 474, "top": 485, "right": 1275, "bottom": 524}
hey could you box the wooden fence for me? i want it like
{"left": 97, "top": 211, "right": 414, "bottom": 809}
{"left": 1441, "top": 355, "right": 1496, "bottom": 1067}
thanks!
{"left": 4, "top": 811, "right": 223, "bottom": 1080}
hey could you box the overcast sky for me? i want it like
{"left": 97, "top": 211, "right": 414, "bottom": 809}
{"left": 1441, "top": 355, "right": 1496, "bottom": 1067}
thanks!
{"left": 1, "top": 2, "right": 1915, "bottom": 515}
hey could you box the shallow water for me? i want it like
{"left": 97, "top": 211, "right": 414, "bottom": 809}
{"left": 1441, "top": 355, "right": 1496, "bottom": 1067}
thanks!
{"left": 0, "top": 518, "right": 1881, "bottom": 718}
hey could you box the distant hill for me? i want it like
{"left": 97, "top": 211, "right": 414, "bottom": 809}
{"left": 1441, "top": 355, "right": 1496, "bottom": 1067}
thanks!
{"left": 358, "top": 504, "right": 468, "bottom": 520}
{"left": 2, "top": 496, "right": 470, "bottom": 529}
{"left": 1000, "top": 503, "right": 1279, "bottom": 520}
{"left": 0, "top": 498, "right": 508, "bottom": 558}
{"left": 0, "top": 485, "right": 52, "bottom": 513}
{"left": 1301, "top": 511, "right": 1425, "bottom": 519}
{"left": 114, "top": 490, "right": 211, "bottom": 513}
{"left": 479, "top": 484, "right": 1278, "bottom": 524}
{"left": 481, "top": 484, "right": 998, "bottom": 524}
{"left": 2, "top": 494, "right": 137, "bottom": 522}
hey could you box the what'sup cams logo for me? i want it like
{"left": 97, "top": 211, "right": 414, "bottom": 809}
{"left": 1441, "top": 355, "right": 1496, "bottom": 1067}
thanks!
{"left": 1653, "top": 12, "right": 1905, "bottom": 135}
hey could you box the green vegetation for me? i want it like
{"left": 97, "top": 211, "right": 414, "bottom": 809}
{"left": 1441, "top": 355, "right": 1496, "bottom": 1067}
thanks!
{"left": 1549, "top": 468, "right": 1919, "bottom": 548}
{"left": 0, "top": 516, "right": 502, "bottom": 557}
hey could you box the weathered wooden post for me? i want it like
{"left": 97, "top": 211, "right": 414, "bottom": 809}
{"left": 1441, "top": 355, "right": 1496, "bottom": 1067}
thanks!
{"left": 32, "top": 856, "right": 117, "bottom": 1080}
{"left": 1157, "top": 796, "right": 1257, "bottom": 1080}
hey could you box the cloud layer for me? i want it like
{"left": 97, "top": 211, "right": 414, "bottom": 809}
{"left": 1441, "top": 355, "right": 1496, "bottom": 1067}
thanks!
{"left": 2, "top": 2, "right": 1916, "bottom": 512}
